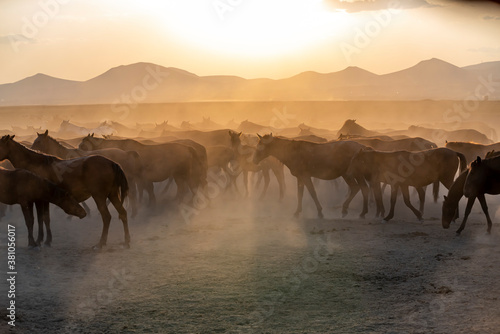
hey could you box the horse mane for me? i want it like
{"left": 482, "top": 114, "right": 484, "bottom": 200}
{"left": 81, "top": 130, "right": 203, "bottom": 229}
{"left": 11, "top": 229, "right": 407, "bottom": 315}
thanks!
{"left": 44, "top": 134, "right": 68, "bottom": 152}
{"left": 446, "top": 141, "right": 482, "bottom": 147}
{"left": 3, "top": 135, "right": 61, "bottom": 164}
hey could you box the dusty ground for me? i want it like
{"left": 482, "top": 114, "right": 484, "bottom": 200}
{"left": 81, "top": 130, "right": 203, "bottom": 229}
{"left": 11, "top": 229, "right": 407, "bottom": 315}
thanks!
{"left": 1, "top": 177, "right": 500, "bottom": 334}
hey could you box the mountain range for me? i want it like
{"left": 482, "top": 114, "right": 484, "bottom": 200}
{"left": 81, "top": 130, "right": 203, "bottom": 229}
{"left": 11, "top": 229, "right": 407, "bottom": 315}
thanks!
{"left": 0, "top": 58, "right": 499, "bottom": 105}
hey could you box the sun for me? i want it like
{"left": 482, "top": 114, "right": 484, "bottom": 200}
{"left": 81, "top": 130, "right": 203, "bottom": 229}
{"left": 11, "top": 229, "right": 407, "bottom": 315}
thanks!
{"left": 145, "top": 0, "right": 353, "bottom": 58}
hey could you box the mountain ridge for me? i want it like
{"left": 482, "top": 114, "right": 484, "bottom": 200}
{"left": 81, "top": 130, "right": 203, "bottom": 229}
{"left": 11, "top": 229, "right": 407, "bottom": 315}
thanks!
{"left": 1, "top": 58, "right": 499, "bottom": 105}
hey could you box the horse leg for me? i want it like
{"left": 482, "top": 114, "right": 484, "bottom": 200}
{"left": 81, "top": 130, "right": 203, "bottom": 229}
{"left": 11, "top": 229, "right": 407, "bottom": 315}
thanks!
{"left": 383, "top": 185, "right": 398, "bottom": 222}
{"left": 416, "top": 187, "right": 426, "bottom": 215}
{"left": 303, "top": 176, "right": 323, "bottom": 219}
{"left": 401, "top": 185, "right": 423, "bottom": 221}
{"left": 82, "top": 202, "right": 91, "bottom": 217}
{"left": 42, "top": 202, "right": 52, "bottom": 246}
{"left": 272, "top": 164, "right": 285, "bottom": 201}
{"left": 93, "top": 196, "right": 112, "bottom": 249}
{"left": 294, "top": 178, "right": 305, "bottom": 218}
{"left": 477, "top": 193, "right": 493, "bottom": 234}
{"left": 243, "top": 171, "right": 249, "bottom": 198}
{"left": 259, "top": 169, "right": 270, "bottom": 200}
{"left": 109, "top": 192, "right": 130, "bottom": 248}
{"left": 341, "top": 176, "right": 360, "bottom": 218}
{"left": 34, "top": 201, "right": 44, "bottom": 246}
{"left": 456, "top": 196, "right": 475, "bottom": 235}
{"left": 161, "top": 177, "right": 174, "bottom": 196}
{"left": 21, "top": 203, "right": 37, "bottom": 248}
{"left": 372, "top": 181, "right": 385, "bottom": 218}
{"left": 128, "top": 178, "right": 138, "bottom": 218}
{"left": 356, "top": 176, "right": 369, "bottom": 218}
{"left": 144, "top": 181, "right": 156, "bottom": 207}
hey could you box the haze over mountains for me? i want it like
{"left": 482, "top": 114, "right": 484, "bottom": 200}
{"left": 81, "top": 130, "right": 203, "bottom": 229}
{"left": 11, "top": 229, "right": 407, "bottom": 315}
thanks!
{"left": 1, "top": 58, "right": 499, "bottom": 106}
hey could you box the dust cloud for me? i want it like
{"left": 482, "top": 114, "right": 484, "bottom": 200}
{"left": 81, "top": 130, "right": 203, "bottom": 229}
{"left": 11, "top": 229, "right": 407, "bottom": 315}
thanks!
{"left": 1, "top": 100, "right": 500, "bottom": 333}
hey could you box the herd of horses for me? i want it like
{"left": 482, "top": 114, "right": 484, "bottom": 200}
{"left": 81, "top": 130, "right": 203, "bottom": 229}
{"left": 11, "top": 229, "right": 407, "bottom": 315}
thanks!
{"left": 2, "top": 118, "right": 500, "bottom": 250}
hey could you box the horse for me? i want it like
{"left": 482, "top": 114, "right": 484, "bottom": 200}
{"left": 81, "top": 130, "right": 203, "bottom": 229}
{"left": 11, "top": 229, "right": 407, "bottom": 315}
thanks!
{"left": 32, "top": 130, "right": 143, "bottom": 217}
{"left": 0, "top": 167, "right": 86, "bottom": 247}
{"left": 445, "top": 141, "right": 500, "bottom": 167}
{"left": 336, "top": 119, "right": 379, "bottom": 138}
{"left": 79, "top": 134, "right": 205, "bottom": 205}
{"left": 442, "top": 151, "right": 500, "bottom": 234}
{"left": 0, "top": 135, "right": 129, "bottom": 249}
{"left": 348, "top": 148, "right": 467, "bottom": 221}
{"left": 462, "top": 156, "right": 500, "bottom": 234}
{"left": 253, "top": 134, "right": 369, "bottom": 218}
{"left": 229, "top": 131, "right": 285, "bottom": 200}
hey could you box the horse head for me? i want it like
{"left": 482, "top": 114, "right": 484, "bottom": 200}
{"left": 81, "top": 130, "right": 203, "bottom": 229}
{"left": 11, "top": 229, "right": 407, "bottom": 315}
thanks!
{"left": 0, "top": 135, "right": 16, "bottom": 160}
{"left": 441, "top": 195, "right": 456, "bottom": 229}
{"left": 31, "top": 130, "right": 50, "bottom": 151}
{"left": 253, "top": 133, "right": 273, "bottom": 164}
{"left": 79, "top": 133, "right": 101, "bottom": 151}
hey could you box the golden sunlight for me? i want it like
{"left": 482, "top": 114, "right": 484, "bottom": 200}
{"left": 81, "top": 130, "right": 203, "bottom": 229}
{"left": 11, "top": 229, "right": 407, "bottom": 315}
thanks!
{"left": 147, "top": 0, "right": 354, "bottom": 57}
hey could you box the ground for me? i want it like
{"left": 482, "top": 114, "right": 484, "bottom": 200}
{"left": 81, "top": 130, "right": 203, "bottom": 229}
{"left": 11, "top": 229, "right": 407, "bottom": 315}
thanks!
{"left": 1, "top": 179, "right": 500, "bottom": 334}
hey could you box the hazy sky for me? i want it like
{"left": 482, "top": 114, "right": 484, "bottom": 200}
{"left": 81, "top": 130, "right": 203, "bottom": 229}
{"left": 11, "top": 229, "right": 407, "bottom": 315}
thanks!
{"left": 0, "top": 0, "right": 499, "bottom": 84}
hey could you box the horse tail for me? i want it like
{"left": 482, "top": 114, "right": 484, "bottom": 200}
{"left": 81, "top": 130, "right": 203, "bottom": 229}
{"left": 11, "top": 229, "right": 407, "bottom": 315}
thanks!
{"left": 112, "top": 162, "right": 129, "bottom": 204}
{"left": 456, "top": 152, "right": 467, "bottom": 172}
{"left": 433, "top": 180, "right": 440, "bottom": 203}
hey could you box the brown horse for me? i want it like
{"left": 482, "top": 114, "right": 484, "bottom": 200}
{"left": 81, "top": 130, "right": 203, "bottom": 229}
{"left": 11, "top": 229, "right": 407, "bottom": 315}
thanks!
{"left": 253, "top": 134, "right": 369, "bottom": 218}
{"left": 445, "top": 141, "right": 500, "bottom": 166}
{"left": 0, "top": 135, "right": 129, "bottom": 249}
{"left": 32, "top": 130, "right": 143, "bottom": 217}
{"left": 349, "top": 148, "right": 467, "bottom": 221}
{"left": 442, "top": 151, "right": 500, "bottom": 234}
{"left": 462, "top": 156, "right": 500, "bottom": 234}
{"left": 229, "top": 131, "right": 285, "bottom": 200}
{"left": 0, "top": 167, "right": 86, "bottom": 247}
{"left": 79, "top": 135, "right": 205, "bottom": 204}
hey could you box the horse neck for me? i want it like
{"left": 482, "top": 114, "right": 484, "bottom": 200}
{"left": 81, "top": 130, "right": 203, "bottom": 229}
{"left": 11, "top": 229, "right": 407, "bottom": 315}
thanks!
{"left": 48, "top": 138, "right": 73, "bottom": 158}
{"left": 7, "top": 140, "right": 58, "bottom": 169}
{"left": 267, "top": 138, "right": 293, "bottom": 163}
{"left": 447, "top": 171, "right": 467, "bottom": 204}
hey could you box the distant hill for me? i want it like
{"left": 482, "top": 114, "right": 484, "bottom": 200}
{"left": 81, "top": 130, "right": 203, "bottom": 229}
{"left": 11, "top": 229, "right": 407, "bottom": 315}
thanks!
{"left": 0, "top": 58, "right": 499, "bottom": 105}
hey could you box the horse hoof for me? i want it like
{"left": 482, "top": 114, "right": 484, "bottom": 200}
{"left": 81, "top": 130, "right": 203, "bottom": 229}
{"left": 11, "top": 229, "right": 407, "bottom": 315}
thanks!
{"left": 293, "top": 212, "right": 300, "bottom": 218}
{"left": 44, "top": 243, "right": 52, "bottom": 248}
{"left": 29, "top": 246, "right": 41, "bottom": 251}
{"left": 120, "top": 242, "right": 131, "bottom": 249}
{"left": 318, "top": 213, "right": 324, "bottom": 219}
{"left": 455, "top": 231, "right": 462, "bottom": 236}
{"left": 92, "top": 244, "right": 104, "bottom": 251}
{"left": 359, "top": 214, "right": 366, "bottom": 219}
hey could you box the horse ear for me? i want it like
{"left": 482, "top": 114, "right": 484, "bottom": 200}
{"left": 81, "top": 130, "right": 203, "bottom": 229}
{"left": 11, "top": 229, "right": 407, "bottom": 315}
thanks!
{"left": 444, "top": 195, "right": 448, "bottom": 201}
{"left": 477, "top": 156, "right": 482, "bottom": 164}
{"left": 238, "top": 132, "right": 242, "bottom": 136}
{"left": 270, "top": 132, "right": 273, "bottom": 137}
{"left": 11, "top": 135, "right": 15, "bottom": 140}
{"left": 91, "top": 133, "right": 94, "bottom": 137}
{"left": 257, "top": 134, "right": 262, "bottom": 139}
{"left": 44, "top": 129, "right": 48, "bottom": 135}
